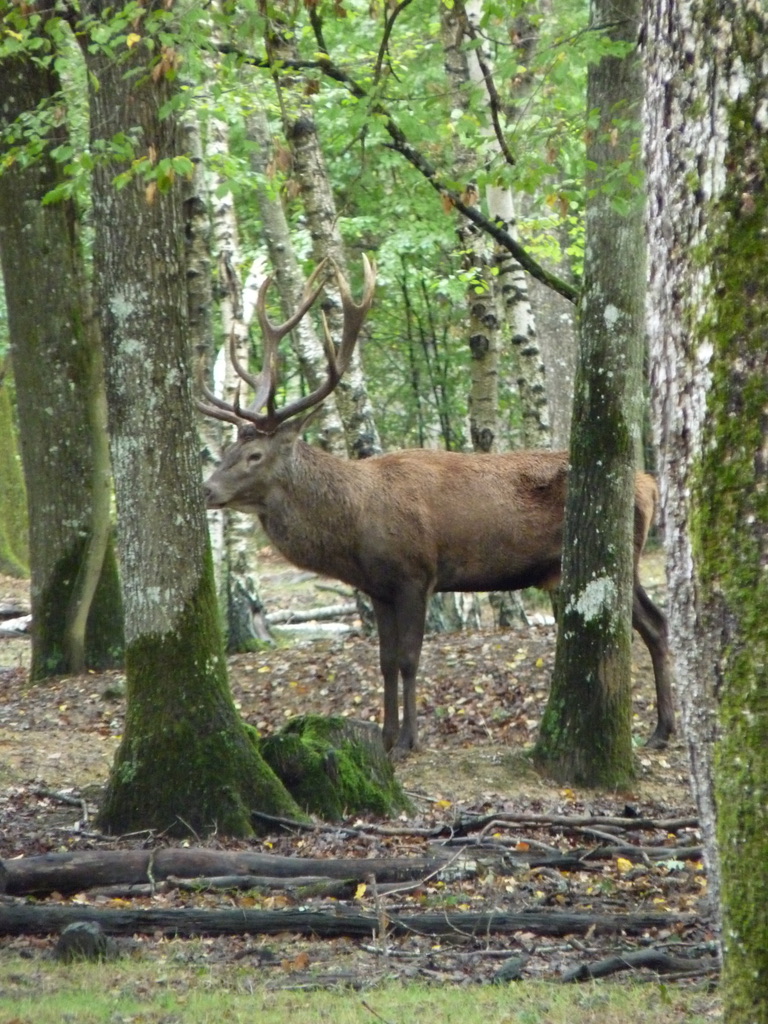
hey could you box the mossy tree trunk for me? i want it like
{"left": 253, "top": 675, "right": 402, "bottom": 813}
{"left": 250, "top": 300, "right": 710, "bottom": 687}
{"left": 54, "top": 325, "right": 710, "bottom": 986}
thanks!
{"left": 0, "top": 38, "right": 123, "bottom": 675}
{"left": 79, "top": 0, "right": 301, "bottom": 838}
{"left": 534, "top": 0, "right": 645, "bottom": 787}
{"left": 0, "top": 359, "right": 28, "bottom": 577}
{"left": 645, "top": 0, "right": 768, "bottom": 1018}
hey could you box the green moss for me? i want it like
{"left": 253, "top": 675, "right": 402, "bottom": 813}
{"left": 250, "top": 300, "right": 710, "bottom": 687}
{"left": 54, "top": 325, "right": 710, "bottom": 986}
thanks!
{"left": 687, "top": 82, "right": 768, "bottom": 1023}
{"left": 97, "top": 563, "right": 304, "bottom": 838}
{"left": 0, "top": 370, "right": 28, "bottom": 577}
{"left": 262, "top": 715, "right": 412, "bottom": 821}
{"left": 534, "top": 602, "right": 635, "bottom": 787}
{"left": 85, "top": 542, "right": 125, "bottom": 669}
{"left": 31, "top": 535, "right": 124, "bottom": 680}
{"left": 531, "top": 588, "right": 637, "bottom": 782}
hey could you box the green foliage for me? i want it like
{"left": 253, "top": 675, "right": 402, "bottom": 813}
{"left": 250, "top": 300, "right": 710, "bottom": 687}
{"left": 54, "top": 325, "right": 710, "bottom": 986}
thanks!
{"left": 1, "top": 0, "right": 644, "bottom": 454}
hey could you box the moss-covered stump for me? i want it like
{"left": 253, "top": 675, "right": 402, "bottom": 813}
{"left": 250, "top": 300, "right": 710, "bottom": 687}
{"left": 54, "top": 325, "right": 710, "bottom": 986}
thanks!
{"left": 261, "top": 716, "right": 412, "bottom": 821}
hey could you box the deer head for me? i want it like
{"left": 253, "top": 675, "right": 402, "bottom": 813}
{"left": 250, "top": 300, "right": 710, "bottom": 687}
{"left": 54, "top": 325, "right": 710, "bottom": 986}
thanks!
{"left": 199, "top": 256, "right": 376, "bottom": 512}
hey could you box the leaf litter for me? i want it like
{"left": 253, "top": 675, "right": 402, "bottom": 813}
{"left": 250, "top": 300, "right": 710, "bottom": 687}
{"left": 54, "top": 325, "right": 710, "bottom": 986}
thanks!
{"left": 0, "top": 556, "right": 717, "bottom": 993}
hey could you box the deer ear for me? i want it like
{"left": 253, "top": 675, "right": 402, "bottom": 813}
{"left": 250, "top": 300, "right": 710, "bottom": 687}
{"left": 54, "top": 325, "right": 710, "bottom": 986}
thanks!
{"left": 276, "top": 405, "right": 324, "bottom": 438}
{"left": 297, "top": 405, "right": 323, "bottom": 433}
{"left": 273, "top": 407, "right": 323, "bottom": 442}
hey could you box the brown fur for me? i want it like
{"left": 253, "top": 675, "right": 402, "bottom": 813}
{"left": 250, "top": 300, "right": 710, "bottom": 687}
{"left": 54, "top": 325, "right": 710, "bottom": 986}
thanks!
{"left": 205, "top": 428, "right": 675, "bottom": 755}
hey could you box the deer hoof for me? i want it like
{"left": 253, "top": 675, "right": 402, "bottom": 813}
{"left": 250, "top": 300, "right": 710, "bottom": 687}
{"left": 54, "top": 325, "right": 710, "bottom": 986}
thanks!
{"left": 644, "top": 730, "right": 672, "bottom": 750}
{"left": 388, "top": 744, "right": 412, "bottom": 763}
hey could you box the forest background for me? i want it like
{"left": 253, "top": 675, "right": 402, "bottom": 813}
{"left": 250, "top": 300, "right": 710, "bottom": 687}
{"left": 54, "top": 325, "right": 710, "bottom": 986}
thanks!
{"left": 0, "top": 1, "right": 767, "bottom": 1022}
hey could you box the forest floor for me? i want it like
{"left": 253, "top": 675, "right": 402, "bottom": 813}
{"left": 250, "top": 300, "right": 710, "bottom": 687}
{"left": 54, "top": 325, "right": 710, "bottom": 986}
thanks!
{"left": 0, "top": 548, "right": 718, "bottom": 1004}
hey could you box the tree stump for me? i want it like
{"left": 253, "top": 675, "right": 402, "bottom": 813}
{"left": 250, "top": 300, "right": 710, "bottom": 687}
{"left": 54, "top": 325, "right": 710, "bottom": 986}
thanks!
{"left": 261, "top": 715, "right": 411, "bottom": 821}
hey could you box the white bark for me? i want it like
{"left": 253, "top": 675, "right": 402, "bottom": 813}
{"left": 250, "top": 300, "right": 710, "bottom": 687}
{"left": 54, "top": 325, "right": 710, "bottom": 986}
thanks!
{"left": 204, "top": 116, "right": 268, "bottom": 648}
{"left": 279, "top": 95, "right": 381, "bottom": 457}
{"left": 245, "top": 106, "right": 347, "bottom": 456}
{"left": 643, "top": 0, "right": 731, "bottom": 913}
{"left": 465, "top": 0, "right": 551, "bottom": 451}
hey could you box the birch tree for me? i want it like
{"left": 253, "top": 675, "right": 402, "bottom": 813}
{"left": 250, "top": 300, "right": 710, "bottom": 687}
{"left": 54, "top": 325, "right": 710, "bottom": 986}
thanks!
{"left": 463, "top": 0, "right": 551, "bottom": 451}
{"left": 202, "top": 114, "right": 271, "bottom": 650}
{"left": 245, "top": 105, "right": 347, "bottom": 456}
{"left": 265, "top": 14, "right": 381, "bottom": 459}
{"left": 645, "top": 0, "right": 768, "bottom": 1016}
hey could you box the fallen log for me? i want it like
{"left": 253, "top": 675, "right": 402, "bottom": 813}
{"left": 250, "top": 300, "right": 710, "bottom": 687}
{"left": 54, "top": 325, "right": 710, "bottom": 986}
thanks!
{"left": 0, "top": 601, "right": 29, "bottom": 618}
{"left": 86, "top": 875, "right": 359, "bottom": 900}
{"left": 562, "top": 947, "right": 719, "bottom": 982}
{"left": 265, "top": 603, "right": 357, "bottom": 625}
{"left": 0, "top": 903, "right": 697, "bottom": 940}
{"left": 0, "top": 615, "right": 31, "bottom": 637}
{"left": 438, "top": 838, "right": 704, "bottom": 865}
{"left": 455, "top": 812, "right": 699, "bottom": 834}
{"left": 1, "top": 847, "right": 454, "bottom": 897}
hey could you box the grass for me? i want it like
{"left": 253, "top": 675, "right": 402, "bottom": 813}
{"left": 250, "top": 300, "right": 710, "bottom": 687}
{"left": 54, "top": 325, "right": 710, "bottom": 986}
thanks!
{"left": 0, "top": 951, "right": 719, "bottom": 1024}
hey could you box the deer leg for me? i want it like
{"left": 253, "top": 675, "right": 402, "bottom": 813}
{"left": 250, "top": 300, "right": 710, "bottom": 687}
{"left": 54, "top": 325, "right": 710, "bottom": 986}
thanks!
{"left": 371, "top": 599, "right": 400, "bottom": 752}
{"left": 632, "top": 581, "right": 675, "bottom": 748}
{"left": 391, "top": 586, "right": 429, "bottom": 758}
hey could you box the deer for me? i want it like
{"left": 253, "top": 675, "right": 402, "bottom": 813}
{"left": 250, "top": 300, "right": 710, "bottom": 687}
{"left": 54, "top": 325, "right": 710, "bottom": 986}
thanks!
{"left": 199, "top": 257, "right": 675, "bottom": 758}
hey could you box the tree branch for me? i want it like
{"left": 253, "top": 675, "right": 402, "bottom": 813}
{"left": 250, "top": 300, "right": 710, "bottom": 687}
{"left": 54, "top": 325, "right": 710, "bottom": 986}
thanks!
{"left": 458, "top": 1, "right": 517, "bottom": 168}
{"left": 215, "top": 43, "right": 579, "bottom": 304}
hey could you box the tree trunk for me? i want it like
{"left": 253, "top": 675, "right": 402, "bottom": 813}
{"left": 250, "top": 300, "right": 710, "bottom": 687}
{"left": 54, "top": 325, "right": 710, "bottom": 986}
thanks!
{"left": 534, "top": 0, "right": 645, "bottom": 786}
{"left": 245, "top": 106, "right": 348, "bottom": 457}
{"left": 79, "top": 0, "right": 301, "bottom": 837}
{"left": 0, "top": 359, "right": 28, "bottom": 577}
{"left": 202, "top": 114, "right": 270, "bottom": 652}
{"left": 0, "top": 41, "right": 123, "bottom": 677}
{"left": 462, "top": 0, "right": 552, "bottom": 452}
{"left": 0, "top": 902, "right": 691, "bottom": 941}
{"left": 644, "top": 0, "right": 768, "bottom": 1018}
{"left": 441, "top": 2, "right": 500, "bottom": 454}
{"left": 530, "top": 272, "right": 577, "bottom": 449}
{"left": 266, "top": 22, "right": 381, "bottom": 460}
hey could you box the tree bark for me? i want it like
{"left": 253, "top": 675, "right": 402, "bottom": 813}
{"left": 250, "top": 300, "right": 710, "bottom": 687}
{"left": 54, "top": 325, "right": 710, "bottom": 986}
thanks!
{"left": 2, "top": 846, "right": 451, "bottom": 897}
{"left": 0, "top": 31, "right": 123, "bottom": 676}
{"left": 463, "top": 0, "right": 552, "bottom": 451}
{"left": 245, "top": 106, "right": 348, "bottom": 457}
{"left": 78, "top": 0, "right": 301, "bottom": 837}
{"left": 0, "top": 902, "right": 693, "bottom": 940}
{"left": 202, "top": 114, "right": 271, "bottom": 652}
{"left": 266, "top": 19, "right": 381, "bottom": 460}
{"left": 534, "top": 0, "right": 645, "bottom": 785}
{"left": 644, "top": 0, "right": 768, "bottom": 1018}
{"left": 0, "top": 359, "right": 28, "bottom": 576}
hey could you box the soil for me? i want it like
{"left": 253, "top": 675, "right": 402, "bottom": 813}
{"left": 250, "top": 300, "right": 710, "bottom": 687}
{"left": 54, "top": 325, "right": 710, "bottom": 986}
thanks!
{"left": 0, "top": 551, "right": 715, "bottom": 991}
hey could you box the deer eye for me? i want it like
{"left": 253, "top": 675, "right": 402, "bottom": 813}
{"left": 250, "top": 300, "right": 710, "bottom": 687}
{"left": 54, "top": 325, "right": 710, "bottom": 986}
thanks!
{"left": 247, "top": 451, "right": 263, "bottom": 465}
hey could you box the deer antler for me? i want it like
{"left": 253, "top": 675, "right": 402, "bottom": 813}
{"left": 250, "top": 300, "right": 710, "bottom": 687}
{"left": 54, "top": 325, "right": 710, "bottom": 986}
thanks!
{"left": 197, "top": 256, "right": 376, "bottom": 433}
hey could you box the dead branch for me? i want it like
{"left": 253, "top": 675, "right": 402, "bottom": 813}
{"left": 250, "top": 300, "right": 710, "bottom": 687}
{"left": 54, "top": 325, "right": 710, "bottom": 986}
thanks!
{"left": 454, "top": 812, "right": 698, "bottom": 834}
{"left": 1, "top": 847, "right": 454, "bottom": 898}
{"left": 0, "top": 902, "right": 697, "bottom": 940}
{"left": 561, "top": 947, "right": 719, "bottom": 982}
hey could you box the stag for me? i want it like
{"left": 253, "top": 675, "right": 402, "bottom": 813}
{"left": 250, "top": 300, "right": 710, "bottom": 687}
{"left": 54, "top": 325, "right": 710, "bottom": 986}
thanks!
{"left": 200, "top": 257, "right": 674, "bottom": 757}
